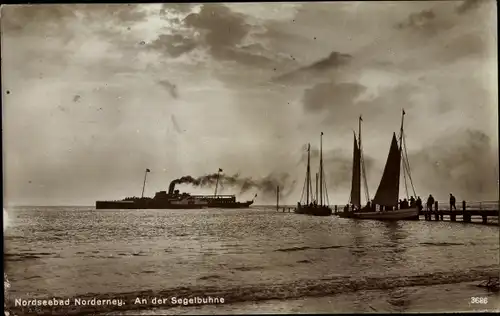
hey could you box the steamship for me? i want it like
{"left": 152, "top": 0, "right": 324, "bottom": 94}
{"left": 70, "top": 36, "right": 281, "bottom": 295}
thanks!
{"left": 95, "top": 169, "right": 255, "bottom": 209}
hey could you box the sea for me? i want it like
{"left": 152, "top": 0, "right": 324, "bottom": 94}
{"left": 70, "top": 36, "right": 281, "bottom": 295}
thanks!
{"left": 4, "top": 206, "right": 500, "bottom": 315}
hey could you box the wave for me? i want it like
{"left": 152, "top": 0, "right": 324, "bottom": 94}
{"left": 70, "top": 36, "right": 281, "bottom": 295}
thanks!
{"left": 6, "top": 265, "right": 498, "bottom": 316}
{"left": 275, "top": 245, "right": 345, "bottom": 252}
{"left": 274, "top": 241, "right": 473, "bottom": 253}
{"left": 419, "top": 242, "right": 466, "bottom": 247}
{"left": 4, "top": 252, "right": 58, "bottom": 262}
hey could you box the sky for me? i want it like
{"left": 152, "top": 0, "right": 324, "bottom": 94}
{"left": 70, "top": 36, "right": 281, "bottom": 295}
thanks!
{"left": 1, "top": 1, "right": 498, "bottom": 206}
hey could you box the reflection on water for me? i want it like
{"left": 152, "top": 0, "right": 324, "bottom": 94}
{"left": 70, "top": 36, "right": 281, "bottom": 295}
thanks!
{"left": 382, "top": 221, "right": 408, "bottom": 265}
{"left": 350, "top": 219, "right": 367, "bottom": 261}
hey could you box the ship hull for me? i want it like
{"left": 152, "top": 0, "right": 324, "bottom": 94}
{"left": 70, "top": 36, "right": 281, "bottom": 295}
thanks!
{"left": 206, "top": 200, "right": 254, "bottom": 209}
{"left": 95, "top": 201, "right": 206, "bottom": 210}
{"left": 339, "top": 207, "right": 419, "bottom": 221}
{"left": 295, "top": 205, "right": 332, "bottom": 216}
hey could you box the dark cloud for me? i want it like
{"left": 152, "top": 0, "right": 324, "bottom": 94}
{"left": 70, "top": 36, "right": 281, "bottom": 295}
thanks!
{"left": 409, "top": 129, "right": 498, "bottom": 201}
{"left": 456, "top": 0, "right": 484, "bottom": 15}
{"left": 273, "top": 51, "right": 352, "bottom": 83}
{"left": 1, "top": 4, "right": 147, "bottom": 35}
{"left": 302, "top": 81, "right": 365, "bottom": 113}
{"left": 158, "top": 80, "right": 179, "bottom": 99}
{"left": 148, "top": 34, "right": 198, "bottom": 58}
{"left": 396, "top": 0, "right": 490, "bottom": 36}
{"left": 184, "top": 4, "right": 249, "bottom": 51}
{"left": 1, "top": 5, "right": 76, "bottom": 34}
{"left": 149, "top": 4, "right": 276, "bottom": 67}
{"left": 436, "top": 32, "right": 490, "bottom": 63}
{"left": 396, "top": 9, "right": 436, "bottom": 30}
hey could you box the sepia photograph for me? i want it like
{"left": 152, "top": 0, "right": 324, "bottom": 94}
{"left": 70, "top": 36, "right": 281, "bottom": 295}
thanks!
{"left": 2, "top": 1, "right": 499, "bottom": 314}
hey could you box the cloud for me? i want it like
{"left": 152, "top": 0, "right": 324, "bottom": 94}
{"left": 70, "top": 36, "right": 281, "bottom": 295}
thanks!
{"left": 273, "top": 51, "right": 353, "bottom": 84}
{"left": 148, "top": 34, "right": 198, "bottom": 58}
{"left": 409, "top": 129, "right": 498, "bottom": 201}
{"left": 160, "top": 3, "right": 196, "bottom": 15}
{"left": 158, "top": 79, "right": 179, "bottom": 99}
{"left": 1, "top": 4, "right": 147, "bottom": 35}
{"left": 298, "top": 145, "right": 375, "bottom": 193}
{"left": 2, "top": 2, "right": 496, "bottom": 206}
{"left": 302, "top": 81, "right": 365, "bottom": 114}
{"left": 149, "top": 4, "right": 277, "bottom": 68}
{"left": 396, "top": 9, "right": 437, "bottom": 30}
{"left": 456, "top": 0, "right": 485, "bottom": 15}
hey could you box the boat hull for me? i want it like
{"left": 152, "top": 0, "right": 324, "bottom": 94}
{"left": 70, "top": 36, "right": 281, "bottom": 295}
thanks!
{"left": 295, "top": 205, "right": 332, "bottom": 216}
{"left": 342, "top": 207, "right": 419, "bottom": 220}
{"left": 95, "top": 200, "right": 206, "bottom": 209}
{"left": 206, "top": 200, "right": 254, "bottom": 209}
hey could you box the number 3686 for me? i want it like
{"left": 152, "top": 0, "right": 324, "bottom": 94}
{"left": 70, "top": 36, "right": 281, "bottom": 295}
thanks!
{"left": 470, "top": 297, "right": 488, "bottom": 304}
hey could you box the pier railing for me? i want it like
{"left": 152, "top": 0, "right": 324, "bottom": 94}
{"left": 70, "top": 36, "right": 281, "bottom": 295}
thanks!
{"left": 330, "top": 200, "right": 499, "bottom": 212}
{"left": 273, "top": 200, "right": 499, "bottom": 215}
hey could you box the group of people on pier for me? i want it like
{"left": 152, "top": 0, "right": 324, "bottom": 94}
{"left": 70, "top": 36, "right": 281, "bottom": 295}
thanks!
{"left": 425, "top": 193, "right": 457, "bottom": 211}
{"left": 343, "top": 193, "right": 458, "bottom": 213}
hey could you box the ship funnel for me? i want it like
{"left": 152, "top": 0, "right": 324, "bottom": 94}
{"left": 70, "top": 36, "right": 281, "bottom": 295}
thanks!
{"left": 168, "top": 181, "right": 177, "bottom": 195}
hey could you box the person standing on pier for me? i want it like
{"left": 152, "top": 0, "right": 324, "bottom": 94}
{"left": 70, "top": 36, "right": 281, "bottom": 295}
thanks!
{"left": 449, "top": 193, "right": 457, "bottom": 211}
{"left": 427, "top": 194, "right": 435, "bottom": 211}
{"left": 416, "top": 196, "right": 423, "bottom": 211}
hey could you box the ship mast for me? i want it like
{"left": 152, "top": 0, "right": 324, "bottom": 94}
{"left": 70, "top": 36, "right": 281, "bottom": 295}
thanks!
{"left": 399, "top": 109, "right": 417, "bottom": 199}
{"left": 315, "top": 172, "right": 319, "bottom": 203}
{"left": 306, "top": 143, "right": 311, "bottom": 205}
{"left": 359, "top": 116, "right": 370, "bottom": 204}
{"left": 214, "top": 168, "right": 222, "bottom": 197}
{"left": 141, "top": 168, "right": 150, "bottom": 198}
{"left": 319, "top": 132, "right": 323, "bottom": 206}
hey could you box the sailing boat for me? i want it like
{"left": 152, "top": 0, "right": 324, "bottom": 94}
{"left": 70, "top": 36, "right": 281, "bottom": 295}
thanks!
{"left": 295, "top": 132, "right": 332, "bottom": 216}
{"left": 339, "top": 110, "right": 419, "bottom": 220}
{"left": 338, "top": 115, "right": 372, "bottom": 217}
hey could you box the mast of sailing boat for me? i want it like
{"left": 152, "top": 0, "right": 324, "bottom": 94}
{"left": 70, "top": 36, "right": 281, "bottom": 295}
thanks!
{"left": 315, "top": 173, "right": 319, "bottom": 203}
{"left": 399, "top": 110, "right": 407, "bottom": 200}
{"left": 358, "top": 116, "right": 363, "bottom": 206}
{"left": 349, "top": 115, "right": 371, "bottom": 212}
{"left": 398, "top": 109, "right": 417, "bottom": 200}
{"left": 349, "top": 121, "right": 361, "bottom": 210}
{"left": 306, "top": 143, "right": 311, "bottom": 205}
{"left": 360, "top": 116, "right": 370, "bottom": 204}
{"left": 319, "top": 132, "right": 323, "bottom": 206}
{"left": 371, "top": 109, "right": 413, "bottom": 211}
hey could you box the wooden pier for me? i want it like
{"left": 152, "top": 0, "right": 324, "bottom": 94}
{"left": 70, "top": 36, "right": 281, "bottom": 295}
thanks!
{"left": 279, "top": 207, "right": 294, "bottom": 213}
{"left": 332, "top": 200, "right": 498, "bottom": 225}
{"left": 420, "top": 201, "right": 499, "bottom": 224}
{"left": 276, "top": 196, "right": 498, "bottom": 224}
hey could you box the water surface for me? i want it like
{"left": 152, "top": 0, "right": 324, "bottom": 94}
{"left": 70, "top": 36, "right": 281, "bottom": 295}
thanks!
{"left": 4, "top": 206, "right": 499, "bottom": 314}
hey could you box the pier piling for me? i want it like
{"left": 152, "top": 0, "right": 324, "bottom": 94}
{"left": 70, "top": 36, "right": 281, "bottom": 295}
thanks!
{"left": 276, "top": 186, "right": 279, "bottom": 212}
{"left": 464, "top": 213, "right": 471, "bottom": 223}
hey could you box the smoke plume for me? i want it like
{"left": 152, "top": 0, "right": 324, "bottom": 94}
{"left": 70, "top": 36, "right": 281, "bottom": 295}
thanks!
{"left": 171, "top": 172, "right": 297, "bottom": 199}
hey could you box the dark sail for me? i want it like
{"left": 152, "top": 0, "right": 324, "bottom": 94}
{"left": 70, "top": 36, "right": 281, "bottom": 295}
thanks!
{"left": 373, "top": 133, "right": 401, "bottom": 207}
{"left": 350, "top": 133, "right": 361, "bottom": 207}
